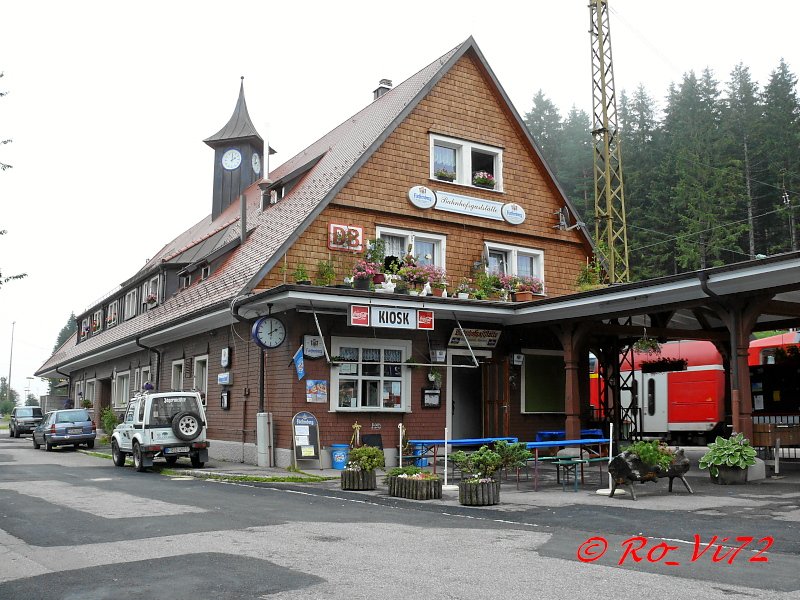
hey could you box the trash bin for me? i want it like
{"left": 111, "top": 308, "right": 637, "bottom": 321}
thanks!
{"left": 331, "top": 444, "right": 350, "bottom": 470}
{"left": 413, "top": 444, "right": 428, "bottom": 467}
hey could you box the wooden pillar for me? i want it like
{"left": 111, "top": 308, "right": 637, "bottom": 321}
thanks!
{"left": 557, "top": 324, "right": 590, "bottom": 440}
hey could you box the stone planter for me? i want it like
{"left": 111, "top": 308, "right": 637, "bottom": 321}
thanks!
{"left": 341, "top": 469, "right": 376, "bottom": 490}
{"left": 458, "top": 480, "right": 500, "bottom": 506}
{"left": 388, "top": 476, "right": 442, "bottom": 500}
{"left": 353, "top": 278, "right": 371, "bottom": 291}
{"left": 457, "top": 292, "right": 469, "bottom": 299}
{"left": 711, "top": 465, "right": 748, "bottom": 485}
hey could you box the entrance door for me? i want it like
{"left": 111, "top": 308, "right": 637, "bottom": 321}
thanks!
{"left": 639, "top": 372, "right": 668, "bottom": 435}
{"left": 448, "top": 350, "right": 490, "bottom": 439}
{"left": 482, "top": 358, "right": 510, "bottom": 437}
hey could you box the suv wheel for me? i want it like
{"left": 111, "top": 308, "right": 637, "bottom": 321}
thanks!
{"left": 172, "top": 411, "right": 202, "bottom": 442}
{"left": 133, "top": 442, "right": 146, "bottom": 472}
{"left": 111, "top": 440, "right": 126, "bottom": 467}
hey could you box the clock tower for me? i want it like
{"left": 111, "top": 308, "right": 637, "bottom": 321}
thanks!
{"left": 205, "top": 78, "right": 266, "bottom": 221}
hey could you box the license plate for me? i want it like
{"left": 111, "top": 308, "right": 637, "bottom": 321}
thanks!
{"left": 165, "top": 446, "right": 189, "bottom": 454}
{"left": 67, "top": 428, "right": 82, "bottom": 434}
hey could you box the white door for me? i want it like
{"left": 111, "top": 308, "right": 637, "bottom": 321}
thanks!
{"left": 639, "top": 372, "right": 668, "bottom": 435}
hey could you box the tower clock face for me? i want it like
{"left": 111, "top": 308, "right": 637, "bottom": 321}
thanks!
{"left": 221, "top": 148, "right": 242, "bottom": 170}
{"left": 252, "top": 152, "right": 261, "bottom": 174}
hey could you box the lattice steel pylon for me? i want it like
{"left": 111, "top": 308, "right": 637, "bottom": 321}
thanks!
{"left": 589, "top": 0, "right": 630, "bottom": 284}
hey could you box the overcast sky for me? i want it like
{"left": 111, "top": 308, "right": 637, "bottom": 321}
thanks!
{"left": 1, "top": 1, "right": 799, "bottom": 399}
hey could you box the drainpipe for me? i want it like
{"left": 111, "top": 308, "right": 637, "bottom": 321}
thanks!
{"left": 135, "top": 337, "right": 161, "bottom": 391}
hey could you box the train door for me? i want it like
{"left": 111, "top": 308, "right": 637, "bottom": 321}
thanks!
{"left": 447, "top": 350, "right": 491, "bottom": 439}
{"left": 639, "top": 372, "right": 668, "bottom": 435}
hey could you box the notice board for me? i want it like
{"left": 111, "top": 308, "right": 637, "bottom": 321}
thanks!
{"left": 291, "top": 411, "right": 321, "bottom": 466}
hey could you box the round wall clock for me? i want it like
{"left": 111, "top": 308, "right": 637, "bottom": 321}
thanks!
{"left": 252, "top": 152, "right": 261, "bottom": 174}
{"left": 222, "top": 148, "right": 242, "bottom": 170}
{"left": 251, "top": 316, "right": 286, "bottom": 349}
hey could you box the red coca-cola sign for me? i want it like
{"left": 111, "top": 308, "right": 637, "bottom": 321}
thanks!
{"left": 417, "top": 310, "right": 434, "bottom": 330}
{"left": 349, "top": 305, "right": 370, "bottom": 327}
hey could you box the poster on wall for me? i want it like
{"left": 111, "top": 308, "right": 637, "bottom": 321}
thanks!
{"left": 306, "top": 380, "right": 328, "bottom": 403}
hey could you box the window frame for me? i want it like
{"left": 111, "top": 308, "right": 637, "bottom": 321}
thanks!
{"left": 429, "top": 133, "right": 503, "bottom": 191}
{"left": 520, "top": 349, "right": 565, "bottom": 414}
{"left": 376, "top": 226, "right": 446, "bottom": 267}
{"left": 113, "top": 371, "right": 131, "bottom": 409}
{"left": 85, "top": 379, "right": 96, "bottom": 408}
{"left": 80, "top": 318, "right": 89, "bottom": 340}
{"left": 106, "top": 300, "right": 119, "bottom": 328}
{"left": 171, "top": 360, "right": 184, "bottom": 391}
{"left": 124, "top": 290, "right": 137, "bottom": 321}
{"left": 483, "top": 241, "right": 544, "bottom": 284}
{"left": 330, "top": 336, "right": 412, "bottom": 413}
{"left": 193, "top": 355, "right": 208, "bottom": 406}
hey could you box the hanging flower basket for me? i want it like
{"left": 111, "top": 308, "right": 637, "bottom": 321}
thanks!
{"left": 641, "top": 358, "right": 688, "bottom": 373}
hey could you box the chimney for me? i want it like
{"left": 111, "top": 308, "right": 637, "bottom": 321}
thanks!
{"left": 373, "top": 79, "right": 392, "bottom": 101}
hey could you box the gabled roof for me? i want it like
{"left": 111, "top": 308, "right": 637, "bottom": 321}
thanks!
{"left": 204, "top": 77, "right": 263, "bottom": 148}
{"left": 37, "top": 36, "right": 586, "bottom": 377}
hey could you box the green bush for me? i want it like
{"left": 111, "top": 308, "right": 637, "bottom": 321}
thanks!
{"left": 493, "top": 441, "right": 532, "bottom": 470}
{"left": 626, "top": 440, "right": 674, "bottom": 471}
{"left": 100, "top": 407, "right": 121, "bottom": 435}
{"left": 451, "top": 445, "right": 502, "bottom": 481}
{"left": 346, "top": 445, "right": 385, "bottom": 471}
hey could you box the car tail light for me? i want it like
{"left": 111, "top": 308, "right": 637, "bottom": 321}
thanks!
{"left": 91, "top": 420, "right": 97, "bottom": 432}
{"left": 191, "top": 441, "right": 208, "bottom": 449}
{"left": 49, "top": 424, "right": 56, "bottom": 434}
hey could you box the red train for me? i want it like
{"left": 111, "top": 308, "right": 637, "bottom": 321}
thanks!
{"left": 590, "top": 332, "right": 800, "bottom": 444}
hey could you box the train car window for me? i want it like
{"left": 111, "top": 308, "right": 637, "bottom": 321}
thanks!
{"left": 647, "top": 379, "right": 656, "bottom": 416}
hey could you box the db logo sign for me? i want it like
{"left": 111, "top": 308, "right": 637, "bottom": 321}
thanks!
{"left": 417, "top": 310, "right": 434, "bottom": 330}
{"left": 349, "top": 305, "right": 370, "bottom": 327}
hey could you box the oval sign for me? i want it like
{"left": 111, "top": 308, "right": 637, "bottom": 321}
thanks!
{"left": 502, "top": 203, "right": 526, "bottom": 225}
{"left": 408, "top": 185, "right": 436, "bottom": 209}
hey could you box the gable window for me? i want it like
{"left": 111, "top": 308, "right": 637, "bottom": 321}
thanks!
{"left": 106, "top": 300, "right": 118, "bottom": 328}
{"left": 430, "top": 134, "right": 503, "bottom": 191}
{"left": 330, "top": 337, "right": 411, "bottom": 413}
{"left": 484, "top": 241, "right": 544, "bottom": 284}
{"left": 377, "top": 226, "right": 445, "bottom": 267}
{"left": 124, "top": 290, "right": 137, "bottom": 321}
{"left": 171, "top": 360, "right": 184, "bottom": 391}
{"left": 113, "top": 371, "right": 130, "bottom": 408}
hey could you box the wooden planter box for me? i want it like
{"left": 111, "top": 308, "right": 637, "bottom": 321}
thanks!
{"left": 512, "top": 291, "right": 533, "bottom": 302}
{"left": 387, "top": 476, "right": 442, "bottom": 500}
{"left": 341, "top": 469, "right": 376, "bottom": 490}
{"left": 458, "top": 480, "right": 500, "bottom": 506}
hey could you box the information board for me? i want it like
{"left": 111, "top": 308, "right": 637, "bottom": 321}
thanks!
{"left": 291, "top": 411, "right": 321, "bottom": 465}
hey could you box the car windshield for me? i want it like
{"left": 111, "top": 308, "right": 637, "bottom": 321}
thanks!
{"left": 56, "top": 409, "right": 90, "bottom": 423}
{"left": 149, "top": 396, "right": 200, "bottom": 427}
{"left": 17, "top": 407, "right": 42, "bottom": 417}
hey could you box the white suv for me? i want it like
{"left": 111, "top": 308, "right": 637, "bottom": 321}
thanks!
{"left": 111, "top": 391, "right": 209, "bottom": 471}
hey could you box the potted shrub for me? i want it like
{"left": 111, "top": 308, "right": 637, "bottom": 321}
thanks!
{"left": 364, "top": 239, "right": 387, "bottom": 284}
{"left": 434, "top": 168, "right": 456, "bottom": 182}
{"left": 493, "top": 441, "right": 533, "bottom": 482}
{"left": 341, "top": 445, "right": 385, "bottom": 490}
{"left": 384, "top": 465, "right": 442, "bottom": 500}
{"left": 698, "top": 432, "right": 757, "bottom": 485}
{"left": 472, "top": 170, "right": 496, "bottom": 189}
{"left": 609, "top": 442, "right": 693, "bottom": 499}
{"left": 451, "top": 445, "right": 503, "bottom": 506}
{"left": 315, "top": 259, "right": 336, "bottom": 286}
{"left": 422, "top": 264, "right": 447, "bottom": 296}
{"left": 293, "top": 263, "right": 311, "bottom": 285}
{"left": 455, "top": 278, "right": 473, "bottom": 299}
{"left": 512, "top": 276, "right": 544, "bottom": 301}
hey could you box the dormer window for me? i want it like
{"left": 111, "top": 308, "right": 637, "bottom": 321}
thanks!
{"left": 92, "top": 310, "right": 103, "bottom": 333}
{"left": 180, "top": 274, "right": 192, "bottom": 290}
{"left": 200, "top": 265, "right": 211, "bottom": 280}
{"left": 106, "top": 300, "right": 118, "bottom": 328}
{"left": 124, "top": 289, "right": 137, "bottom": 321}
{"left": 80, "top": 318, "right": 90, "bottom": 340}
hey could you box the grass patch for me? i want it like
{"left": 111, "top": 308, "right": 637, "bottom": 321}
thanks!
{"left": 189, "top": 472, "right": 335, "bottom": 483}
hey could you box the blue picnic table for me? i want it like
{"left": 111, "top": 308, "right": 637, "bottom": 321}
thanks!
{"left": 534, "top": 429, "right": 605, "bottom": 442}
{"left": 406, "top": 437, "right": 518, "bottom": 474}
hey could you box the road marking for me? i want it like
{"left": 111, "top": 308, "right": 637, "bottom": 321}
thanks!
{"left": 0, "top": 481, "right": 206, "bottom": 519}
